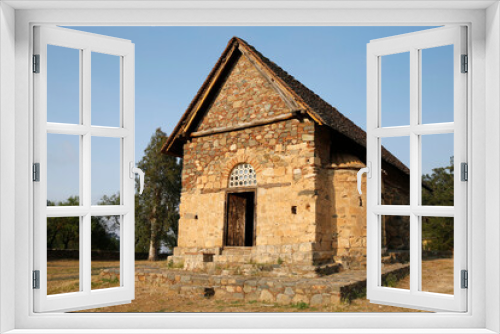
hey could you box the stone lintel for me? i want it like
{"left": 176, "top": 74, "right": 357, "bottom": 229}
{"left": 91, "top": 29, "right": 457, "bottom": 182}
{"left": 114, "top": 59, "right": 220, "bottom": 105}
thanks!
{"left": 200, "top": 182, "right": 292, "bottom": 194}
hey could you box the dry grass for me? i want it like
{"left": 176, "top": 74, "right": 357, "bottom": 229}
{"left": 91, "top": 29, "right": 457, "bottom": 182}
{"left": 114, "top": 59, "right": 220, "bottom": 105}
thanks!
{"left": 45, "top": 258, "right": 453, "bottom": 312}
{"left": 47, "top": 259, "right": 122, "bottom": 295}
{"left": 421, "top": 257, "right": 454, "bottom": 294}
{"left": 389, "top": 257, "right": 454, "bottom": 295}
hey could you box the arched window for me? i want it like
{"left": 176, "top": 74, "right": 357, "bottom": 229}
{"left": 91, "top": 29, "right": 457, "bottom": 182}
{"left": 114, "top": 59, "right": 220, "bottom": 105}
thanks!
{"left": 228, "top": 163, "right": 257, "bottom": 187}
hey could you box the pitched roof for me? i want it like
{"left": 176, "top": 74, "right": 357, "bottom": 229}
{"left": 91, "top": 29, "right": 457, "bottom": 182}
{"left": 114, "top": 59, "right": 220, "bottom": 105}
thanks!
{"left": 161, "top": 37, "right": 409, "bottom": 176}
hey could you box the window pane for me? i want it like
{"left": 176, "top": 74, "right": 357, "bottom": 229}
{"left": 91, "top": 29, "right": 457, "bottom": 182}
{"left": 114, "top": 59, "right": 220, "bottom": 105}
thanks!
{"left": 47, "top": 217, "right": 80, "bottom": 295}
{"left": 91, "top": 52, "right": 121, "bottom": 127}
{"left": 421, "top": 45, "right": 454, "bottom": 124}
{"left": 47, "top": 45, "right": 80, "bottom": 124}
{"left": 381, "top": 137, "right": 410, "bottom": 205}
{"left": 381, "top": 215, "right": 410, "bottom": 290}
{"left": 91, "top": 215, "right": 121, "bottom": 290}
{"left": 91, "top": 137, "right": 121, "bottom": 205}
{"left": 421, "top": 133, "right": 454, "bottom": 206}
{"left": 421, "top": 216, "right": 454, "bottom": 295}
{"left": 47, "top": 134, "right": 80, "bottom": 206}
{"left": 381, "top": 52, "right": 410, "bottom": 127}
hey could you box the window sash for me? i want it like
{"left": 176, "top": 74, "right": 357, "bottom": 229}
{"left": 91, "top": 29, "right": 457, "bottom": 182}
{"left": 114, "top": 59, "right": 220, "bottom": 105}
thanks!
{"left": 32, "top": 25, "right": 136, "bottom": 313}
{"left": 366, "top": 26, "right": 468, "bottom": 312}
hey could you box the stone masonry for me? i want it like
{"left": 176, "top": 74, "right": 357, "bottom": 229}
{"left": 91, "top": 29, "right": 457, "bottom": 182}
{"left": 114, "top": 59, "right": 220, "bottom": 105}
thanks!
{"left": 162, "top": 37, "right": 410, "bottom": 273}
{"left": 101, "top": 262, "right": 410, "bottom": 305}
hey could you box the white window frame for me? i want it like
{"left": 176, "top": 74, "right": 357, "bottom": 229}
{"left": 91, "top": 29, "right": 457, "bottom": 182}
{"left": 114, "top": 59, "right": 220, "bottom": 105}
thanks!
{"left": 0, "top": 1, "right": 499, "bottom": 333}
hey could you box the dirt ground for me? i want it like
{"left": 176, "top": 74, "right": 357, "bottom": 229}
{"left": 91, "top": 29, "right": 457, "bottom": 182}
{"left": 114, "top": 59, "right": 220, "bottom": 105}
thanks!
{"left": 46, "top": 258, "right": 453, "bottom": 312}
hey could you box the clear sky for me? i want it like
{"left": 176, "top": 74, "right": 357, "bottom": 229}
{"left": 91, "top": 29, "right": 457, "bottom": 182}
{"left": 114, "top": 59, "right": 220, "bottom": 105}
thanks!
{"left": 47, "top": 26, "right": 454, "bottom": 204}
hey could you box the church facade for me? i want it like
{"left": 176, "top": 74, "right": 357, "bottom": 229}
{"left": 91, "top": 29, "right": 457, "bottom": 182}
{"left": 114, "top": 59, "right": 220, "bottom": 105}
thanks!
{"left": 162, "top": 37, "right": 410, "bottom": 272}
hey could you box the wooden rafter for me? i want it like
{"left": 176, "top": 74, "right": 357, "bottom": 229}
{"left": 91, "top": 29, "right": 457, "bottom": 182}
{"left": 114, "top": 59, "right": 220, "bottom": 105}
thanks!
{"left": 182, "top": 43, "right": 238, "bottom": 135}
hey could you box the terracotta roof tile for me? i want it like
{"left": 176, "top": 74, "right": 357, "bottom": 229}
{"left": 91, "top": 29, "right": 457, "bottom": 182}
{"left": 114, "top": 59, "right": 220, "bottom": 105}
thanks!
{"left": 235, "top": 37, "right": 409, "bottom": 175}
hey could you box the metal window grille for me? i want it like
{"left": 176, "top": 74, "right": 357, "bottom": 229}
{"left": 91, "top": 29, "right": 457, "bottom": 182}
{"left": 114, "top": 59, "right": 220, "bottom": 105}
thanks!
{"left": 228, "top": 163, "right": 257, "bottom": 187}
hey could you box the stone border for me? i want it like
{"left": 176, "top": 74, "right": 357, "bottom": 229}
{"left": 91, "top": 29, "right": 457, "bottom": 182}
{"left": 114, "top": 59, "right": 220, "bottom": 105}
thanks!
{"left": 101, "top": 263, "right": 410, "bottom": 306}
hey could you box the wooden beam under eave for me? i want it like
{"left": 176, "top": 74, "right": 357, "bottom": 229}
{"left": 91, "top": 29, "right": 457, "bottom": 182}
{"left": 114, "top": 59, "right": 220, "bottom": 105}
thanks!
{"left": 190, "top": 111, "right": 300, "bottom": 138}
{"left": 183, "top": 43, "right": 239, "bottom": 135}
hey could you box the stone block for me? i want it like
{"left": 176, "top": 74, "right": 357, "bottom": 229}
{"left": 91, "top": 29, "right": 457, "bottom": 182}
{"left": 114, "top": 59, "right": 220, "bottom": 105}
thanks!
{"left": 310, "top": 294, "right": 323, "bottom": 306}
{"left": 276, "top": 294, "right": 292, "bottom": 304}
{"left": 245, "top": 292, "right": 260, "bottom": 301}
{"left": 259, "top": 289, "right": 274, "bottom": 302}
{"left": 330, "top": 293, "right": 342, "bottom": 304}
{"left": 233, "top": 293, "right": 245, "bottom": 300}
{"left": 292, "top": 294, "right": 309, "bottom": 304}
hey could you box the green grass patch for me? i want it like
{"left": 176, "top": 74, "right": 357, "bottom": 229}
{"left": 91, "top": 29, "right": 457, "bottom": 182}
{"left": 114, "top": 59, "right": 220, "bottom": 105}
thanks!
{"left": 382, "top": 273, "right": 399, "bottom": 288}
{"left": 290, "top": 302, "right": 309, "bottom": 310}
{"left": 166, "top": 260, "right": 184, "bottom": 269}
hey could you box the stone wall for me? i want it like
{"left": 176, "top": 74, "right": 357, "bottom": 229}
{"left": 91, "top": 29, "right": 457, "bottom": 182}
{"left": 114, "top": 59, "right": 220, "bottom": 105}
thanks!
{"left": 173, "top": 51, "right": 410, "bottom": 271}
{"left": 196, "top": 54, "right": 291, "bottom": 132}
{"left": 176, "top": 118, "right": 319, "bottom": 265}
{"left": 179, "top": 119, "right": 315, "bottom": 253}
{"left": 313, "top": 127, "right": 410, "bottom": 269}
{"left": 175, "top": 52, "right": 322, "bottom": 265}
{"left": 314, "top": 127, "right": 368, "bottom": 269}
{"left": 124, "top": 262, "right": 410, "bottom": 305}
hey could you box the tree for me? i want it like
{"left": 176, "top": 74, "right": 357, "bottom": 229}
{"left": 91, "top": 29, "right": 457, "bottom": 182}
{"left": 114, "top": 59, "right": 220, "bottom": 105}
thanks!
{"left": 91, "top": 194, "right": 121, "bottom": 252}
{"left": 47, "top": 195, "right": 120, "bottom": 252}
{"left": 421, "top": 157, "right": 454, "bottom": 251}
{"left": 47, "top": 196, "right": 80, "bottom": 250}
{"left": 135, "top": 128, "right": 182, "bottom": 261}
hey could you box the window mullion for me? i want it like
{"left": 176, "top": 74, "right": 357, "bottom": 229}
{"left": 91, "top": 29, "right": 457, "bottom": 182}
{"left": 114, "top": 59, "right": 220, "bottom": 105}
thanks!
{"left": 409, "top": 47, "right": 420, "bottom": 294}
{"left": 82, "top": 48, "right": 92, "bottom": 294}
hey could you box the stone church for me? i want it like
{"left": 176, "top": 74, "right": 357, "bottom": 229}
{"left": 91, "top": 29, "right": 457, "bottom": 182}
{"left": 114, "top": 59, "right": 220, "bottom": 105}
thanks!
{"left": 162, "top": 37, "right": 410, "bottom": 272}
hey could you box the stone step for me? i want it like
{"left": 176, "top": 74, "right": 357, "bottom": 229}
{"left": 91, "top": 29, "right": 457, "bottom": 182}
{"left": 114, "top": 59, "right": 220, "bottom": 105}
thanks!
{"left": 220, "top": 247, "right": 253, "bottom": 256}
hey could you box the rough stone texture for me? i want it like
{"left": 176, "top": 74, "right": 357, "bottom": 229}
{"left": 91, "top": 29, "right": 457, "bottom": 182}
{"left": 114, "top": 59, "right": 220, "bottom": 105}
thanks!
{"left": 175, "top": 53, "right": 318, "bottom": 266}
{"left": 196, "top": 55, "right": 291, "bottom": 132}
{"left": 111, "top": 263, "right": 409, "bottom": 305}
{"left": 172, "top": 52, "right": 410, "bottom": 271}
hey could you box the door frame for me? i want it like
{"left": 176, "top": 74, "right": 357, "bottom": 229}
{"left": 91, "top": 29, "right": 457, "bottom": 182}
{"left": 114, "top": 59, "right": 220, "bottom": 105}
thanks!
{"left": 223, "top": 188, "right": 257, "bottom": 248}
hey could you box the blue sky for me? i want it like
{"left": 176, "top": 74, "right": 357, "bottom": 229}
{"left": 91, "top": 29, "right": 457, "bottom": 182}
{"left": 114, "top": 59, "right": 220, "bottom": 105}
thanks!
{"left": 47, "top": 26, "right": 454, "bottom": 204}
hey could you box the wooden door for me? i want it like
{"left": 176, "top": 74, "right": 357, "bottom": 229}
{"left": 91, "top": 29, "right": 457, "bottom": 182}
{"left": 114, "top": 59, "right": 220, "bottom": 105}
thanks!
{"left": 226, "top": 194, "right": 247, "bottom": 246}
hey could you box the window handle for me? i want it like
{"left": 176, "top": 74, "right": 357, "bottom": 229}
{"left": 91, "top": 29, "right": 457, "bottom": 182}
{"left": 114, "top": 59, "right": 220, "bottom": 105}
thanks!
{"left": 357, "top": 162, "right": 371, "bottom": 195}
{"left": 130, "top": 162, "right": 145, "bottom": 195}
